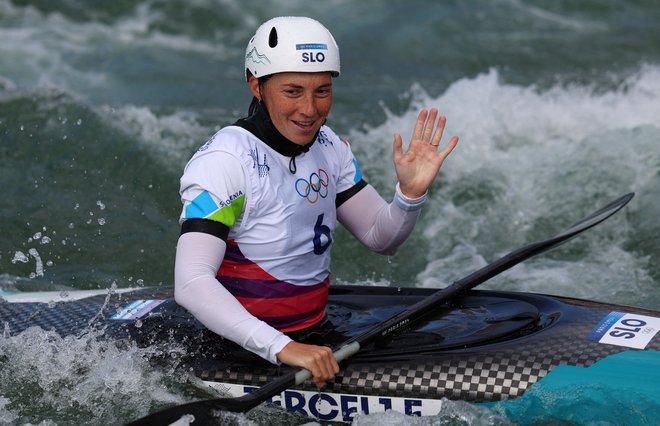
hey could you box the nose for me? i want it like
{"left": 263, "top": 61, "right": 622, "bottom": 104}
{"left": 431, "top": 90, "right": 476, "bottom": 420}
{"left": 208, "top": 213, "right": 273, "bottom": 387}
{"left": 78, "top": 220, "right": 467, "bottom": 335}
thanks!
{"left": 298, "top": 93, "right": 317, "bottom": 117}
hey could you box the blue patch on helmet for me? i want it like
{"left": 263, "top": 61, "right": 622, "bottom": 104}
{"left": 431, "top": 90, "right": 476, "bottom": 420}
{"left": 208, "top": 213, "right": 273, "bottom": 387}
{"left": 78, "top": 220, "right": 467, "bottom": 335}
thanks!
{"left": 296, "top": 43, "right": 328, "bottom": 50}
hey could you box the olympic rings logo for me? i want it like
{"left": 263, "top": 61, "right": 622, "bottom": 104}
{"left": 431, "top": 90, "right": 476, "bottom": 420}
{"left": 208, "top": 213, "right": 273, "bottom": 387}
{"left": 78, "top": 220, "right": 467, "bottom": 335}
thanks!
{"left": 295, "top": 169, "right": 329, "bottom": 204}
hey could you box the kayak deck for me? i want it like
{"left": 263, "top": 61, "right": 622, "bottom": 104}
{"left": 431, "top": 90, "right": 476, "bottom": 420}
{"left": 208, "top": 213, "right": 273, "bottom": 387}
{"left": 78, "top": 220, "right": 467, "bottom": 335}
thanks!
{"left": 2, "top": 285, "right": 659, "bottom": 404}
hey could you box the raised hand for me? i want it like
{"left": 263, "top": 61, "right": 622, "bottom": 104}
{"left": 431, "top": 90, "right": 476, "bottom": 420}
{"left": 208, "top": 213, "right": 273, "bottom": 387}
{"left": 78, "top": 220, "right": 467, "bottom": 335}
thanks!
{"left": 393, "top": 108, "right": 459, "bottom": 199}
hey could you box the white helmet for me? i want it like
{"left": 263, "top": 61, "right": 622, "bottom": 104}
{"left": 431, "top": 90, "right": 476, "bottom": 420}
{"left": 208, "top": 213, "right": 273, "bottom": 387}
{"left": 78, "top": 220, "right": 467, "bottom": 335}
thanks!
{"left": 245, "top": 16, "right": 340, "bottom": 81}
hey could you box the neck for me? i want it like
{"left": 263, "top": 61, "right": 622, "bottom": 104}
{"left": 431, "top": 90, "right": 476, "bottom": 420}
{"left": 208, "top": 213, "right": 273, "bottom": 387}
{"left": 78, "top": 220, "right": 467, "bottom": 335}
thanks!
{"left": 234, "top": 102, "right": 318, "bottom": 158}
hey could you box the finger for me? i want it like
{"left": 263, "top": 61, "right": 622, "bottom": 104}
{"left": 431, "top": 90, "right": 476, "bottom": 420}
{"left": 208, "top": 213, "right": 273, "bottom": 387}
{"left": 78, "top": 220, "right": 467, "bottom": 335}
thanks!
{"left": 312, "top": 348, "right": 335, "bottom": 379}
{"left": 393, "top": 133, "right": 403, "bottom": 155}
{"left": 438, "top": 135, "right": 459, "bottom": 158}
{"left": 304, "top": 361, "right": 324, "bottom": 387}
{"left": 311, "top": 367, "right": 328, "bottom": 387}
{"left": 393, "top": 133, "right": 404, "bottom": 159}
{"left": 332, "top": 353, "right": 340, "bottom": 372}
{"left": 311, "top": 352, "right": 328, "bottom": 379}
{"left": 320, "top": 347, "right": 339, "bottom": 378}
{"left": 423, "top": 108, "right": 439, "bottom": 142}
{"left": 430, "top": 115, "right": 447, "bottom": 147}
{"left": 327, "top": 351, "right": 340, "bottom": 375}
{"left": 310, "top": 348, "right": 340, "bottom": 389}
{"left": 412, "top": 109, "right": 428, "bottom": 141}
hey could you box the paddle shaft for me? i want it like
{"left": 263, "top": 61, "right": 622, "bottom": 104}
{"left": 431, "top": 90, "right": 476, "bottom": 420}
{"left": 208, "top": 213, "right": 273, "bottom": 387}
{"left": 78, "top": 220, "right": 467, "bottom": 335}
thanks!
{"left": 127, "top": 192, "right": 634, "bottom": 425}
{"left": 334, "top": 192, "right": 634, "bottom": 354}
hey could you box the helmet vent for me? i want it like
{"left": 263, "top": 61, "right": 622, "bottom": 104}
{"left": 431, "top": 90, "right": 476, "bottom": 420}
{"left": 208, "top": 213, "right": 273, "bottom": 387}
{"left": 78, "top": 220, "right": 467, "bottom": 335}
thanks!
{"left": 268, "top": 27, "right": 278, "bottom": 48}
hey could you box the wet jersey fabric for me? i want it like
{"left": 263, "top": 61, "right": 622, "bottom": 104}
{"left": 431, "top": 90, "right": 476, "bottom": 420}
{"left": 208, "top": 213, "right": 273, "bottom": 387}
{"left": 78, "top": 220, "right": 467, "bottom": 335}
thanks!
{"left": 179, "top": 124, "right": 363, "bottom": 331}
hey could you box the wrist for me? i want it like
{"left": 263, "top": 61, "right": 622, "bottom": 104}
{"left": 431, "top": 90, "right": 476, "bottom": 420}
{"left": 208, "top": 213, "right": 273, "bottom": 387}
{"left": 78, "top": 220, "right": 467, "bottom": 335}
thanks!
{"left": 395, "top": 183, "right": 427, "bottom": 211}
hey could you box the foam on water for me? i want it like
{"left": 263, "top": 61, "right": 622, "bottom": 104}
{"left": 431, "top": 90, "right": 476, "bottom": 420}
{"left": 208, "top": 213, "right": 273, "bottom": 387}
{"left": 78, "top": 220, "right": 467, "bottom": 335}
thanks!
{"left": 0, "top": 326, "right": 193, "bottom": 425}
{"left": 103, "top": 104, "right": 213, "bottom": 172}
{"left": 351, "top": 66, "right": 660, "bottom": 179}
{"left": 345, "top": 66, "right": 660, "bottom": 308}
{"left": 0, "top": 0, "right": 251, "bottom": 110}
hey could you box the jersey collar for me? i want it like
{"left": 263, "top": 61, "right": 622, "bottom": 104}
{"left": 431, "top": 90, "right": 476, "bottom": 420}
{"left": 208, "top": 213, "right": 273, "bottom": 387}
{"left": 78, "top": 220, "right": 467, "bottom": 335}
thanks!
{"left": 233, "top": 102, "right": 319, "bottom": 161}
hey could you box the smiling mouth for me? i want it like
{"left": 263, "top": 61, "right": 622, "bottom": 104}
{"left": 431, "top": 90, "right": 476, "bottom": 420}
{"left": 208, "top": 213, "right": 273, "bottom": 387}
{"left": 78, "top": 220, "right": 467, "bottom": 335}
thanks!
{"left": 293, "top": 120, "right": 316, "bottom": 131}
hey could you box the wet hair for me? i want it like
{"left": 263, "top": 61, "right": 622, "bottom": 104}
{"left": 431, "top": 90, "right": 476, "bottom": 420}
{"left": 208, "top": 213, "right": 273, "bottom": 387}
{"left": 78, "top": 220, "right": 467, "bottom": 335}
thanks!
{"left": 247, "top": 71, "right": 273, "bottom": 116}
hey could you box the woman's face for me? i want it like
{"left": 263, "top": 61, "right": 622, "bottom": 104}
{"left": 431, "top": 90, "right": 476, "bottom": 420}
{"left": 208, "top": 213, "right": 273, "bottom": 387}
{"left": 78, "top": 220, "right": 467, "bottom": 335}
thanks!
{"left": 250, "top": 72, "right": 333, "bottom": 145}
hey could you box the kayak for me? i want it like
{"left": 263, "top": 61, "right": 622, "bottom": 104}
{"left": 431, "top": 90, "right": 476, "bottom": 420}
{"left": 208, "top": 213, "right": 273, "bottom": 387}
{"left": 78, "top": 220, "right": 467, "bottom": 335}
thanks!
{"left": 3, "top": 193, "right": 653, "bottom": 424}
{"left": 2, "top": 284, "right": 659, "bottom": 423}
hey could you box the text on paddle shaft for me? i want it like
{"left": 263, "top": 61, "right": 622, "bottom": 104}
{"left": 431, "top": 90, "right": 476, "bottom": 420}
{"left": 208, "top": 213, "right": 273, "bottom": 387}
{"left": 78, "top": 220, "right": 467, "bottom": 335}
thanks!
{"left": 382, "top": 318, "right": 410, "bottom": 337}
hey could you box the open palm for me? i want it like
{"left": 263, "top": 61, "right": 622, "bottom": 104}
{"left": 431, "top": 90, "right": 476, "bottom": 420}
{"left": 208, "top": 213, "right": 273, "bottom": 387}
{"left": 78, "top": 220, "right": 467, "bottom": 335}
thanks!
{"left": 393, "top": 108, "right": 459, "bottom": 199}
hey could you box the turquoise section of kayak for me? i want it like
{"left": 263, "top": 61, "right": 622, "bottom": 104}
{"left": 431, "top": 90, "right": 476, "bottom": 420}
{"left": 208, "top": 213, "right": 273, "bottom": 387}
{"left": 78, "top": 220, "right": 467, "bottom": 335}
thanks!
{"left": 483, "top": 350, "right": 660, "bottom": 424}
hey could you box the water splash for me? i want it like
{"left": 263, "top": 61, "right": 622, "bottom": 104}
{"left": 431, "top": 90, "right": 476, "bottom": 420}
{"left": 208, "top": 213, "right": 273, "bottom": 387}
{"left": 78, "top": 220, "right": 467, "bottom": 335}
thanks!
{"left": 347, "top": 66, "right": 660, "bottom": 308}
{"left": 351, "top": 399, "right": 509, "bottom": 425}
{"left": 0, "top": 326, "right": 190, "bottom": 425}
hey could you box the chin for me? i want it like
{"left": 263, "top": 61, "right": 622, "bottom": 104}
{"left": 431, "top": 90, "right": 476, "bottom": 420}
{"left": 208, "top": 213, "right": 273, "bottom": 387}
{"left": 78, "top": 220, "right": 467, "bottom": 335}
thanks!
{"left": 289, "top": 131, "right": 318, "bottom": 145}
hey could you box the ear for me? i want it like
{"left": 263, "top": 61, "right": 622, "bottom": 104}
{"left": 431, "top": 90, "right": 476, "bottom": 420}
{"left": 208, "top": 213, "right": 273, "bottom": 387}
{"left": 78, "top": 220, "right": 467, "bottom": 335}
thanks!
{"left": 248, "top": 76, "right": 261, "bottom": 100}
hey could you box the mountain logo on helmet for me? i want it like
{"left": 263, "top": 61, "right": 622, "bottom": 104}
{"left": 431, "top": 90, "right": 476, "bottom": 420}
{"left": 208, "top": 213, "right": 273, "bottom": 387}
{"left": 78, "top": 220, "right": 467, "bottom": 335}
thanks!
{"left": 246, "top": 47, "right": 271, "bottom": 66}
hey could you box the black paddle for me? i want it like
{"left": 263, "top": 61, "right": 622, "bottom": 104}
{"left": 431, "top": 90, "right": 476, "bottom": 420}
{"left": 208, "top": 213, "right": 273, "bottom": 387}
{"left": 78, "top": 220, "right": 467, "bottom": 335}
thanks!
{"left": 127, "top": 192, "right": 634, "bottom": 425}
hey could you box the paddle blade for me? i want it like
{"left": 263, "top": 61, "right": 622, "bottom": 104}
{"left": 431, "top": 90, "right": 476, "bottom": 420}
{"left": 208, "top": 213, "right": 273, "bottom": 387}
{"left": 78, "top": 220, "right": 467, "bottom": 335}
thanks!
{"left": 556, "top": 192, "right": 634, "bottom": 240}
{"left": 126, "top": 371, "right": 298, "bottom": 425}
{"left": 126, "top": 396, "right": 254, "bottom": 426}
{"left": 455, "top": 192, "right": 634, "bottom": 289}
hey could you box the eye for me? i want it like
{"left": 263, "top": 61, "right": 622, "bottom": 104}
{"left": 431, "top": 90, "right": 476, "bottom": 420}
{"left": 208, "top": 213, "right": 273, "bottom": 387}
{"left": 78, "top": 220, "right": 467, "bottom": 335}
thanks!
{"left": 316, "top": 87, "right": 332, "bottom": 97}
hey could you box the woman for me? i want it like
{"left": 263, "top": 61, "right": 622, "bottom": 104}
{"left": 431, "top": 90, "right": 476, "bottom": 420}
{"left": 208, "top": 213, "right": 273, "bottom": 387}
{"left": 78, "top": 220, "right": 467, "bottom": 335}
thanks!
{"left": 174, "top": 16, "right": 458, "bottom": 388}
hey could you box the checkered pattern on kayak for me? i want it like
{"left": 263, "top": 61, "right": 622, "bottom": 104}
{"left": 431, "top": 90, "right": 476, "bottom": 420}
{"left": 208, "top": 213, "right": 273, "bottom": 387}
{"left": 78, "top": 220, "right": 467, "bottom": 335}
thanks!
{"left": 199, "top": 300, "right": 660, "bottom": 402}
{"left": 2, "top": 289, "right": 659, "bottom": 402}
